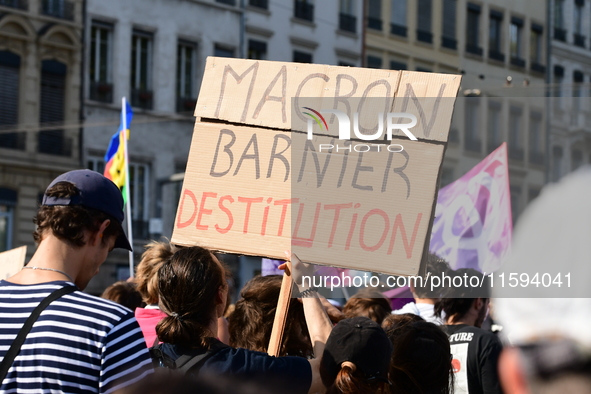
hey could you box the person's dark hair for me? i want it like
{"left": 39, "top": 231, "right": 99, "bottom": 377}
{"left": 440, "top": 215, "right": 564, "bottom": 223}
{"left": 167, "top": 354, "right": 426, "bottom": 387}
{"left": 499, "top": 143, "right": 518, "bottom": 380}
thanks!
{"left": 434, "top": 268, "right": 489, "bottom": 321}
{"left": 342, "top": 289, "right": 392, "bottom": 325}
{"left": 101, "top": 281, "right": 144, "bottom": 311}
{"left": 383, "top": 319, "right": 454, "bottom": 394}
{"left": 156, "top": 246, "right": 227, "bottom": 348}
{"left": 413, "top": 253, "right": 452, "bottom": 299}
{"left": 33, "top": 181, "right": 121, "bottom": 247}
{"left": 382, "top": 313, "right": 425, "bottom": 332}
{"left": 320, "top": 363, "right": 384, "bottom": 394}
{"left": 228, "top": 275, "right": 312, "bottom": 357}
{"left": 135, "top": 241, "right": 179, "bottom": 305}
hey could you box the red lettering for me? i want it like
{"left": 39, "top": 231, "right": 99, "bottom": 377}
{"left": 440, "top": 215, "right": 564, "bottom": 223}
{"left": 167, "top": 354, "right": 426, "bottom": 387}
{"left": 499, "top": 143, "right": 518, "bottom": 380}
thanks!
{"left": 238, "top": 197, "right": 264, "bottom": 234}
{"left": 324, "top": 203, "right": 353, "bottom": 248}
{"left": 359, "top": 209, "right": 390, "bottom": 252}
{"left": 176, "top": 189, "right": 198, "bottom": 229}
{"left": 387, "top": 213, "right": 423, "bottom": 257}
{"left": 292, "top": 202, "right": 321, "bottom": 248}
{"left": 196, "top": 192, "right": 217, "bottom": 231}
{"left": 215, "top": 195, "right": 234, "bottom": 234}
{"left": 273, "top": 198, "right": 299, "bottom": 236}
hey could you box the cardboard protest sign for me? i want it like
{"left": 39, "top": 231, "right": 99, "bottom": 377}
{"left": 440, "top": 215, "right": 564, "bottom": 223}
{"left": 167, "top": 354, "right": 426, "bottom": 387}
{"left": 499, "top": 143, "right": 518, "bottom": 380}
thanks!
{"left": 173, "top": 57, "right": 460, "bottom": 276}
{"left": 0, "top": 246, "right": 27, "bottom": 280}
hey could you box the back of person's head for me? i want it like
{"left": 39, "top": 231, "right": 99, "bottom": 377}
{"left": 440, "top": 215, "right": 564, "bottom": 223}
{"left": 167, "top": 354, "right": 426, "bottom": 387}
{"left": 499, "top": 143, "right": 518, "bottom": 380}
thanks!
{"left": 382, "top": 313, "right": 425, "bottom": 332}
{"left": 156, "top": 246, "right": 227, "bottom": 348}
{"left": 383, "top": 319, "right": 454, "bottom": 394}
{"left": 434, "top": 268, "right": 489, "bottom": 322}
{"left": 342, "top": 288, "right": 392, "bottom": 325}
{"left": 412, "top": 253, "right": 452, "bottom": 299}
{"left": 135, "top": 241, "right": 179, "bottom": 305}
{"left": 34, "top": 169, "right": 131, "bottom": 251}
{"left": 228, "top": 275, "right": 312, "bottom": 357}
{"left": 101, "top": 281, "right": 144, "bottom": 311}
{"left": 320, "top": 316, "right": 393, "bottom": 394}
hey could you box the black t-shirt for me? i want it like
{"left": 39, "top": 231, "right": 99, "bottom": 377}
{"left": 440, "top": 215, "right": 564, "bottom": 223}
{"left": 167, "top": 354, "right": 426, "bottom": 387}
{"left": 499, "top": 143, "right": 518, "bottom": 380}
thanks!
{"left": 158, "top": 341, "right": 312, "bottom": 394}
{"left": 442, "top": 324, "right": 503, "bottom": 394}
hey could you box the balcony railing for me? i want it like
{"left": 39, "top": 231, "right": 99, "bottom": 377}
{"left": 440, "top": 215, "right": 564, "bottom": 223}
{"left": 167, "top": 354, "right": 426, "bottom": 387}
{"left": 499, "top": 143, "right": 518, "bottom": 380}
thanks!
{"left": 391, "top": 24, "right": 407, "bottom": 37}
{"left": 0, "top": 131, "right": 26, "bottom": 150}
{"left": 417, "top": 29, "right": 433, "bottom": 43}
{"left": 367, "top": 17, "right": 382, "bottom": 30}
{"left": 466, "top": 44, "right": 483, "bottom": 56}
{"left": 531, "top": 62, "right": 545, "bottom": 74}
{"left": 249, "top": 0, "right": 268, "bottom": 8}
{"left": 554, "top": 27, "right": 566, "bottom": 41}
{"left": 489, "top": 50, "right": 505, "bottom": 62}
{"left": 0, "top": 0, "right": 28, "bottom": 10}
{"left": 529, "top": 151, "right": 545, "bottom": 166}
{"left": 339, "top": 13, "right": 356, "bottom": 33}
{"left": 89, "top": 81, "right": 113, "bottom": 103}
{"left": 509, "top": 147, "right": 524, "bottom": 161}
{"left": 176, "top": 96, "right": 197, "bottom": 114}
{"left": 38, "top": 130, "right": 72, "bottom": 156}
{"left": 40, "top": 0, "right": 74, "bottom": 20}
{"left": 441, "top": 36, "right": 457, "bottom": 50}
{"left": 294, "top": 1, "right": 313, "bottom": 22}
{"left": 131, "top": 89, "right": 153, "bottom": 110}
{"left": 574, "top": 33, "right": 586, "bottom": 48}
{"left": 510, "top": 57, "right": 525, "bottom": 68}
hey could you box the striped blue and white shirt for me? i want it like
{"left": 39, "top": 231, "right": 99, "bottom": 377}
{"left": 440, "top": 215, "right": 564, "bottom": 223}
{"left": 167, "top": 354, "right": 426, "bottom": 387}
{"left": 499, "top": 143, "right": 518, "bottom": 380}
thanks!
{"left": 0, "top": 280, "right": 153, "bottom": 394}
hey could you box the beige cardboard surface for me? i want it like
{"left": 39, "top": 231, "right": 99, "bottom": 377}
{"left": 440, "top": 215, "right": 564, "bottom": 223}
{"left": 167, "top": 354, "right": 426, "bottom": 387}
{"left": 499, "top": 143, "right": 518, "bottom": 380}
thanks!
{"left": 0, "top": 246, "right": 27, "bottom": 280}
{"left": 172, "top": 122, "right": 444, "bottom": 276}
{"left": 195, "top": 57, "right": 460, "bottom": 143}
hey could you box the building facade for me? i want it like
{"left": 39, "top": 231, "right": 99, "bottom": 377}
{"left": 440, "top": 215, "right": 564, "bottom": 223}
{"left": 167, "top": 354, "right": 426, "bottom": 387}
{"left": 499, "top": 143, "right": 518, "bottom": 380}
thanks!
{"left": 83, "top": 0, "right": 242, "bottom": 293}
{"left": 0, "top": 0, "right": 83, "bottom": 258}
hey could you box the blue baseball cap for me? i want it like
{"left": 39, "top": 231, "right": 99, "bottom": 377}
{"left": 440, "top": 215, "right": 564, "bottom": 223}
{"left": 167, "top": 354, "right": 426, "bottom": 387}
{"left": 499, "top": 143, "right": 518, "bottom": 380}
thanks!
{"left": 42, "top": 169, "right": 132, "bottom": 251}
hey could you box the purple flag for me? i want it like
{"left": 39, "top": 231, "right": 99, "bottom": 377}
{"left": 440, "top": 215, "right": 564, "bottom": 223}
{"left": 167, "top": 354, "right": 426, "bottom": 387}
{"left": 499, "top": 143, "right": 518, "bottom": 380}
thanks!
{"left": 430, "top": 143, "right": 512, "bottom": 272}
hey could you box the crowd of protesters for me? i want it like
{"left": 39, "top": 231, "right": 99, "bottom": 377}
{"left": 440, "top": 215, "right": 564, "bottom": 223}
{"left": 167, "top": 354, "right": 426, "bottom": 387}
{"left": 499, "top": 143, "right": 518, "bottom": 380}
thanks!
{"left": 1, "top": 168, "right": 590, "bottom": 394}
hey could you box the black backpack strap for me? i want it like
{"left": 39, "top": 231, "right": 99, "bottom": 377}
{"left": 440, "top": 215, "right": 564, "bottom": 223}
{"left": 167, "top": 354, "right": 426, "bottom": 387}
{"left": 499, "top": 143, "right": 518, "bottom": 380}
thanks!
{"left": 0, "top": 285, "right": 77, "bottom": 383}
{"left": 175, "top": 340, "right": 229, "bottom": 374}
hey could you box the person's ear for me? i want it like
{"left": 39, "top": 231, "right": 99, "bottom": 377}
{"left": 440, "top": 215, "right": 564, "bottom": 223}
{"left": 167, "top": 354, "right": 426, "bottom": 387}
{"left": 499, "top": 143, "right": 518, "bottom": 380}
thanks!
{"left": 92, "top": 219, "right": 111, "bottom": 246}
{"left": 474, "top": 298, "right": 484, "bottom": 311}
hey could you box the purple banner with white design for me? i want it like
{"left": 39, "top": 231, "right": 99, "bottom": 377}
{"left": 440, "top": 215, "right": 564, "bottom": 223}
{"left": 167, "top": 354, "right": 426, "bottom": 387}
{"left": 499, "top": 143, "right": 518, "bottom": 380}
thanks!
{"left": 430, "top": 143, "right": 512, "bottom": 272}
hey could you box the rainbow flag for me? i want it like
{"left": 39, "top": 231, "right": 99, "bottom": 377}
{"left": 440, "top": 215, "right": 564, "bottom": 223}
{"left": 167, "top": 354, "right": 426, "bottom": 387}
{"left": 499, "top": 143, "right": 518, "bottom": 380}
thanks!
{"left": 104, "top": 101, "right": 133, "bottom": 204}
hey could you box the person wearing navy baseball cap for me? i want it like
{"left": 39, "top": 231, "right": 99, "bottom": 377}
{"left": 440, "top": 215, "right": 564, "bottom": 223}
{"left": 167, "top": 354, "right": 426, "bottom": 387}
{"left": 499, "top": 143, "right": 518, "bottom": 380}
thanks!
{"left": 0, "top": 170, "right": 152, "bottom": 394}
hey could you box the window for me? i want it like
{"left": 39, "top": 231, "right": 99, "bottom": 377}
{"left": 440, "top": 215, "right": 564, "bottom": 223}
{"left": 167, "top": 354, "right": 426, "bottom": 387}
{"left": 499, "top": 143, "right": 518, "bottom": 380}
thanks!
{"left": 530, "top": 24, "right": 544, "bottom": 73}
{"left": 554, "top": 65, "right": 564, "bottom": 97}
{"left": 214, "top": 44, "right": 234, "bottom": 58}
{"left": 130, "top": 30, "right": 153, "bottom": 110}
{"left": 488, "top": 11, "right": 503, "bottom": 61}
{"left": 554, "top": 0, "right": 566, "bottom": 41}
{"left": 88, "top": 158, "right": 151, "bottom": 240}
{"left": 41, "top": 0, "right": 74, "bottom": 20}
{"left": 464, "top": 98, "right": 481, "bottom": 152}
{"left": 573, "top": 71, "right": 584, "bottom": 114}
{"left": 248, "top": 40, "right": 267, "bottom": 60}
{"left": 574, "top": 0, "right": 585, "bottom": 47}
{"left": 510, "top": 18, "right": 524, "bottom": 67}
{"left": 466, "top": 3, "right": 482, "bottom": 55}
{"left": 417, "top": 0, "right": 432, "bottom": 43}
{"left": 39, "top": 60, "right": 70, "bottom": 156}
{"left": 487, "top": 101, "right": 502, "bottom": 153}
{"left": 441, "top": 0, "right": 456, "bottom": 49}
{"left": 368, "top": 0, "right": 382, "bottom": 30}
{"left": 0, "top": 188, "right": 16, "bottom": 252}
{"left": 509, "top": 106, "right": 523, "bottom": 161}
{"left": 249, "top": 0, "right": 268, "bottom": 9}
{"left": 293, "top": 50, "right": 312, "bottom": 63}
{"left": 572, "top": 149, "right": 583, "bottom": 171}
{"left": 391, "top": 0, "right": 407, "bottom": 36}
{"left": 339, "top": 0, "right": 356, "bottom": 33}
{"left": 294, "top": 0, "right": 314, "bottom": 22}
{"left": 529, "top": 112, "right": 544, "bottom": 165}
{"left": 176, "top": 40, "right": 197, "bottom": 114}
{"left": 216, "top": 0, "right": 236, "bottom": 5}
{"left": 552, "top": 146, "right": 563, "bottom": 182}
{"left": 90, "top": 21, "right": 113, "bottom": 103}
{"left": 0, "top": 0, "right": 27, "bottom": 10}
{"left": 367, "top": 55, "right": 382, "bottom": 68}
{"left": 390, "top": 60, "right": 406, "bottom": 70}
{"left": 0, "top": 50, "right": 24, "bottom": 150}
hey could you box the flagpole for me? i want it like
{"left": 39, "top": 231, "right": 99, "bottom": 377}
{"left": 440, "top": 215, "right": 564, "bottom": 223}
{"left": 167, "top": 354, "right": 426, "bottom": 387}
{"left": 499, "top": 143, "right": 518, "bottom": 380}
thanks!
{"left": 122, "top": 97, "right": 134, "bottom": 278}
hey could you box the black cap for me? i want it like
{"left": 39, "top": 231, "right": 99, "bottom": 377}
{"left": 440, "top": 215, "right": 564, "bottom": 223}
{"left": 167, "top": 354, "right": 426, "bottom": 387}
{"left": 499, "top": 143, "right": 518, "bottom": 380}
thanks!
{"left": 321, "top": 316, "right": 393, "bottom": 385}
{"left": 42, "top": 169, "right": 132, "bottom": 251}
